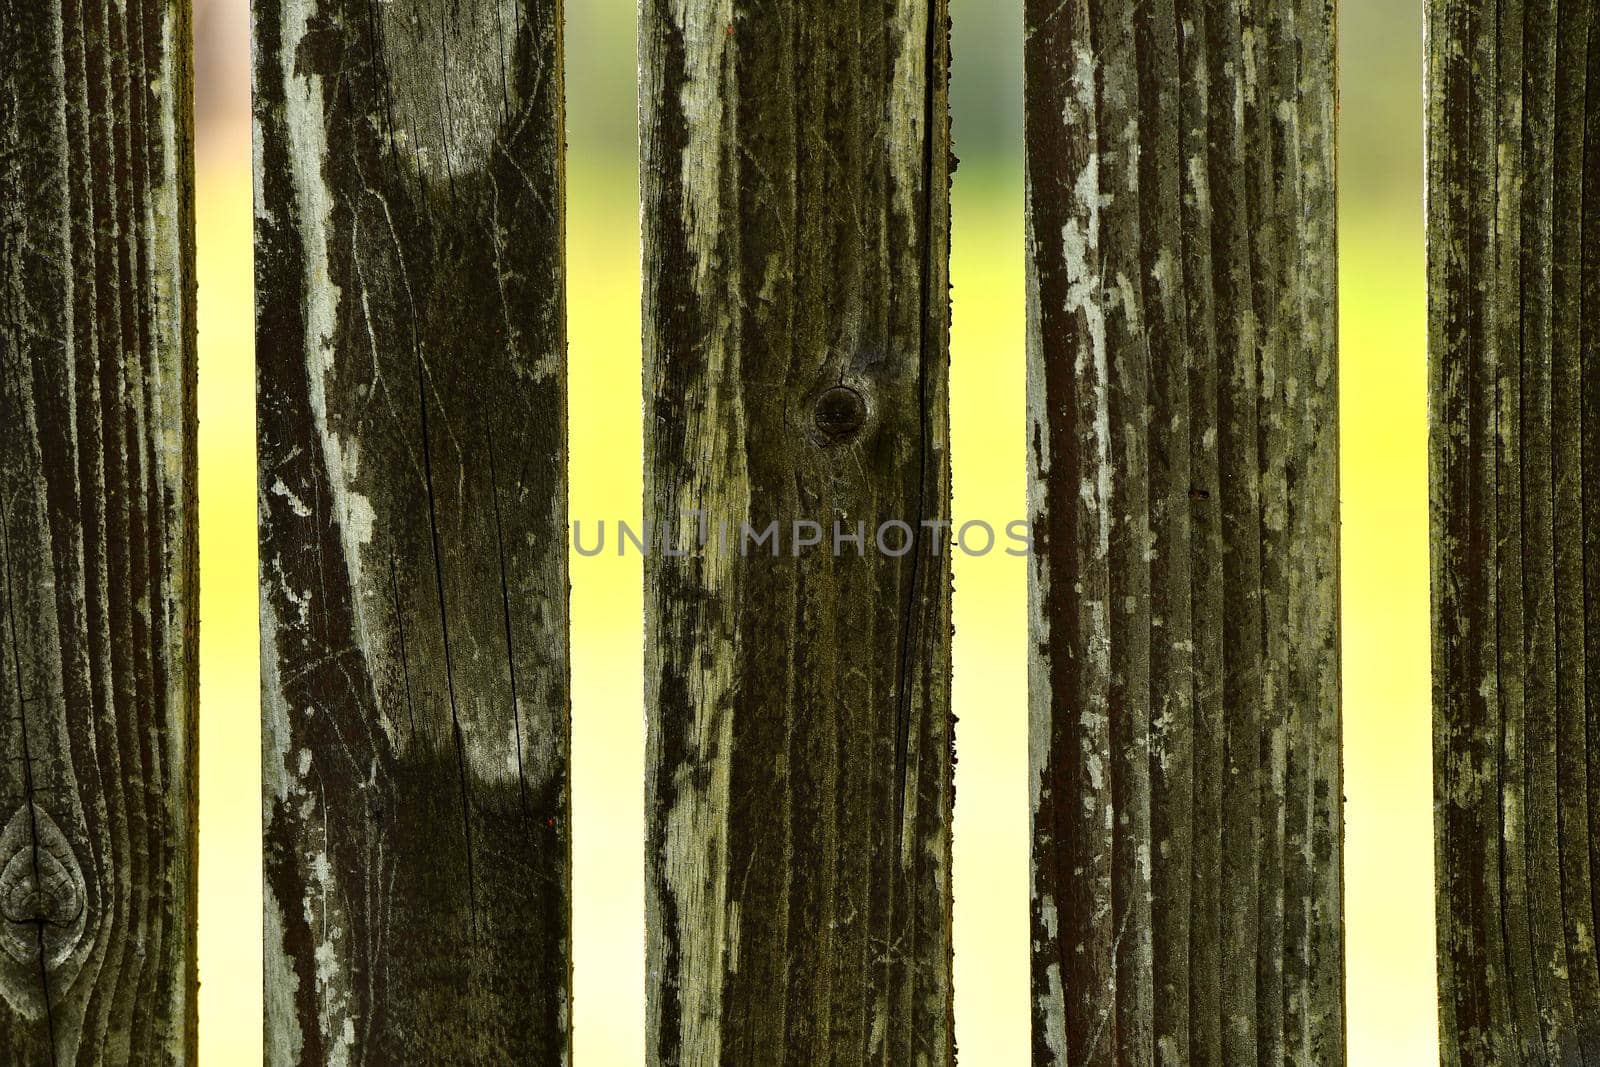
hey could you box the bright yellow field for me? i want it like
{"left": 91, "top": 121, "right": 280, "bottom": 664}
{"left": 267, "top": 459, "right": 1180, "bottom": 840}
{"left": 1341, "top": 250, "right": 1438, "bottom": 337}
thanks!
{"left": 194, "top": 1, "right": 1435, "bottom": 1063}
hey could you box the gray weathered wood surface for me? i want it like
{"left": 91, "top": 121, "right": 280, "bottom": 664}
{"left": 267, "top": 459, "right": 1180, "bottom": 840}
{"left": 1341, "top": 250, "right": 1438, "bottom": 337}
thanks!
{"left": 1428, "top": 0, "right": 1600, "bottom": 1062}
{"left": 1025, "top": 1, "right": 1343, "bottom": 1063}
{"left": 0, "top": 0, "right": 198, "bottom": 1062}
{"left": 253, "top": 0, "right": 569, "bottom": 1061}
{"left": 640, "top": 2, "right": 955, "bottom": 1062}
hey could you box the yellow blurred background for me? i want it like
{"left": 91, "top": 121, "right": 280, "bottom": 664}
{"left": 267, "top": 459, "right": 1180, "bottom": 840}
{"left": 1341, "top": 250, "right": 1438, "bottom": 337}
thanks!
{"left": 194, "top": 1, "right": 1433, "bottom": 1062}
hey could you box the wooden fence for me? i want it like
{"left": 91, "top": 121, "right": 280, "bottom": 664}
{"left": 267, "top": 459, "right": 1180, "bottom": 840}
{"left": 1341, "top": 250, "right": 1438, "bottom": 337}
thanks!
{"left": 0, "top": 0, "right": 1596, "bottom": 1062}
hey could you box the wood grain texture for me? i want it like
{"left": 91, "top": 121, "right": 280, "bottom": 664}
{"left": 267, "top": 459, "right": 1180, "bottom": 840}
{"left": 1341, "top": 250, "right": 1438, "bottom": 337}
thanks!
{"left": 0, "top": 0, "right": 198, "bottom": 1062}
{"left": 1429, "top": 0, "right": 1600, "bottom": 1062}
{"left": 1025, "top": 1, "right": 1342, "bottom": 1063}
{"left": 252, "top": 0, "right": 569, "bottom": 1061}
{"left": 639, "top": 1, "right": 954, "bottom": 1062}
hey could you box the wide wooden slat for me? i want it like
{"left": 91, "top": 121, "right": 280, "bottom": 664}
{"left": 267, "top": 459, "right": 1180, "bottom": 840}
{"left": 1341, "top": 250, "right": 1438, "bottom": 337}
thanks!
{"left": 252, "top": 1, "right": 569, "bottom": 1061}
{"left": 639, "top": 2, "right": 955, "bottom": 1062}
{"left": 1025, "top": 1, "right": 1342, "bottom": 1063}
{"left": 0, "top": 0, "right": 198, "bottom": 1062}
{"left": 1429, "top": 0, "right": 1600, "bottom": 1062}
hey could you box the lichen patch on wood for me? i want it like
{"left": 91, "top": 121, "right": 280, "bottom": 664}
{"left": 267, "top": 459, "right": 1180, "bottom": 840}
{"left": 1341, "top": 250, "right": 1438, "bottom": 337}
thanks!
{"left": 373, "top": 0, "right": 525, "bottom": 183}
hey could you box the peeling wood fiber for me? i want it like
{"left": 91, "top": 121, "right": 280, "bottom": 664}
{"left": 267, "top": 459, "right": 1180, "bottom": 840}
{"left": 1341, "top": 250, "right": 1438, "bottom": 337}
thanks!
{"left": 1025, "top": 1, "right": 1343, "bottom": 1064}
{"left": 640, "top": 1, "right": 955, "bottom": 1063}
{"left": 0, "top": 0, "right": 198, "bottom": 1062}
{"left": 1428, "top": 0, "right": 1600, "bottom": 1063}
{"left": 253, "top": 0, "right": 569, "bottom": 1062}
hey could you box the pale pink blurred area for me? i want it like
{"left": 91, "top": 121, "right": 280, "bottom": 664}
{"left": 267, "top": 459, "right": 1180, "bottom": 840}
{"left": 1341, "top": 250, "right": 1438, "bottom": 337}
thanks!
{"left": 193, "top": 0, "right": 251, "bottom": 162}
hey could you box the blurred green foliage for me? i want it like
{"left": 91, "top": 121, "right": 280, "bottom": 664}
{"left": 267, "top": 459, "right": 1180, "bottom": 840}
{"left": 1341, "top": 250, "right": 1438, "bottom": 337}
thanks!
{"left": 1341, "top": 0, "right": 1425, "bottom": 220}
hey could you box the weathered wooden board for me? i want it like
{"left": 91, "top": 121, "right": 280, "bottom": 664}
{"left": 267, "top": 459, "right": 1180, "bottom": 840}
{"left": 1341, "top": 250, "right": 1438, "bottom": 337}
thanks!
{"left": 1025, "top": 1, "right": 1342, "bottom": 1063}
{"left": 639, "top": 2, "right": 955, "bottom": 1062}
{"left": 253, "top": 0, "right": 569, "bottom": 1061}
{"left": 1428, "top": 0, "right": 1600, "bottom": 1062}
{"left": 0, "top": 0, "right": 198, "bottom": 1062}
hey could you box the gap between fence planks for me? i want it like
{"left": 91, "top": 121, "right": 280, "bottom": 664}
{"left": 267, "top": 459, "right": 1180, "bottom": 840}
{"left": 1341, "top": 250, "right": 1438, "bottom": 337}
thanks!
{"left": 253, "top": 0, "right": 569, "bottom": 1061}
{"left": 1024, "top": 1, "right": 1343, "bottom": 1064}
{"left": 1428, "top": 0, "right": 1600, "bottom": 1062}
{"left": 640, "top": 2, "right": 956, "bottom": 1062}
{"left": 0, "top": 0, "right": 199, "bottom": 1062}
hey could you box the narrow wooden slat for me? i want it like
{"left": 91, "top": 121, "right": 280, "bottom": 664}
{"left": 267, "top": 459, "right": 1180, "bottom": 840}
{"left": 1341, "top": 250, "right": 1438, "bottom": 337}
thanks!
{"left": 639, "top": 2, "right": 954, "bottom": 1062}
{"left": 1586, "top": 7, "right": 1600, "bottom": 1059}
{"left": 1429, "top": 0, "right": 1505, "bottom": 1060}
{"left": 1175, "top": 3, "right": 1226, "bottom": 1060}
{"left": 1026, "top": 1, "right": 1341, "bottom": 1062}
{"left": 1097, "top": 2, "right": 1155, "bottom": 1060}
{"left": 1552, "top": 0, "right": 1600, "bottom": 1050}
{"left": 1137, "top": 1, "right": 1194, "bottom": 1062}
{"left": 0, "top": 0, "right": 198, "bottom": 1061}
{"left": 1291, "top": 2, "right": 1344, "bottom": 1058}
{"left": 252, "top": 1, "right": 569, "bottom": 1061}
{"left": 1025, "top": 0, "right": 1114, "bottom": 1059}
{"left": 1430, "top": 0, "right": 1600, "bottom": 1062}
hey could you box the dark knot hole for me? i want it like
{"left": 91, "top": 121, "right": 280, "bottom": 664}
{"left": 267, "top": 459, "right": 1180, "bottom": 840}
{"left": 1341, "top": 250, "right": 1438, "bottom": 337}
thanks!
{"left": 814, "top": 386, "right": 868, "bottom": 442}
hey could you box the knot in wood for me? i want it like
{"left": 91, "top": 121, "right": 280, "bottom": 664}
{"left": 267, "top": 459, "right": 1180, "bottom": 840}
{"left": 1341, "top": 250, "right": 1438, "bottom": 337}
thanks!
{"left": 2, "top": 847, "right": 80, "bottom": 926}
{"left": 814, "top": 386, "right": 868, "bottom": 442}
{"left": 0, "top": 806, "right": 89, "bottom": 1011}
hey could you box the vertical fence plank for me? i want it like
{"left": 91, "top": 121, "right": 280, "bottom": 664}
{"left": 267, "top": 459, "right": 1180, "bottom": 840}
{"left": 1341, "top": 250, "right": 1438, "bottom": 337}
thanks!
{"left": 1428, "top": 0, "right": 1600, "bottom": 1062}
{"left": 639, "top": 2, "right": 955, "bottom": 1062}
{"left": 0, "top": 0, "right": 198, "bottom": 1062}
{"left": 1025, "top": 1, "right": 1342, "bottom": 1063}
{"left": 253, "top": 1, "right": 569, "bottom": 1061}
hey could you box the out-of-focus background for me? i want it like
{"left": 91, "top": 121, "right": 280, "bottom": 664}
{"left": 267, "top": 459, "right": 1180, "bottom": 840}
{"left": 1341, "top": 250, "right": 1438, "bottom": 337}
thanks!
{"left": 193, "top": 1, "right": 1432, "bottom": 1062}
